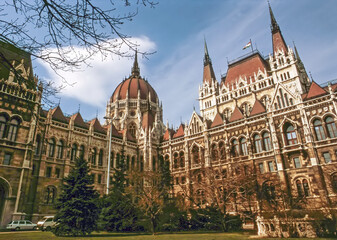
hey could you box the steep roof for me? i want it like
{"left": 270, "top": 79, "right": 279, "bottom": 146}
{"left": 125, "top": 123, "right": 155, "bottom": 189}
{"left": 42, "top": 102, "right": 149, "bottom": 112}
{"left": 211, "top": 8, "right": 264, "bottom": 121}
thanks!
{"left": 210, "top": 112, "right": 223, "bottom": 128}
{"left": 163, "top": 128, "right": 174, "bottom": 141}
{"left": 223, "top": 53, "right": 269, "bottom": 88}
{"left": 89, "top": 118, "right": 106, "bottom": 134}
{"left": 142, "top": 111, "right": 155, "bottom": 130}
{"left": 250, "top": 99, "right": 266, "bottom": 116}
{"left": 71, "top": 112, "right": 89, "bottom": 129}
{"left": 51, "top": 106, "right": 68, "bottom": 123}
{"left": 229, "top": 107, "right": 244, "bottom": 122}
{"left": 305, "top": 81, "right": 328, "bottom": 100}
{"left": 173, "top": 124, "right": 185, "bottom": 138}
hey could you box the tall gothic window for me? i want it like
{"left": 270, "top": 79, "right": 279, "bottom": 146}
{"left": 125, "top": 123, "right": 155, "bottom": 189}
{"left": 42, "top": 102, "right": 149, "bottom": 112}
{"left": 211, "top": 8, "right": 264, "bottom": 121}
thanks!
{"left": 79, "top": 145, "right": 85, "bottom": 160}
{"left": 219, "top": 141, "right": 226, "bottom": 160}
{"left": 211, "top": 144, "right": 218, "bottom": 161}
{"left": 296, "top": 180, "right": 303, "bottom": 197}
{"left": 332, "top": 174, "right": 337, "bottom": 193}
{"left": 7, "top": 119, "right": 19, "bottom": 141}
{"left": 71, "top": 143, "right": 77, "bottom": 162}
{"left": 254, "top": 134, "right": 263, "bottom": 153}
{"left": 240, "top": 138, "right": 248, "bottom": 155}
{"left": 56, "top": 140, "right": 64, "bottom": 159}
{"left": 285, "top": 124, "right": 297, "bottom": 145}
{"left": 128, "top": 122, "right": 136, "bottom": 138}
{"left": 313, "top": 119, "right": 326, "bottom": 140}
{"left": 173, "top": 152, "right": 178, "bottom": 169}
{"left": 35, "top": 135, "right": 41, "bottom": 155}
{"left": 179, "top": 151, "right": 185, "bottom": 168}
{"left": 325, "top": 116, "right": 337, "bottom": 138}
{"left": 98, "top": 149, "right": 103, "bottom": 166}
{"left": 192, "top": 146, "right": 200, "bottom": 165}
{"left": 48, "top": 139, "right": 55, "bottom": 157}
{"left": 0, "top": 116, "right": 7, "bottom": 138}
{"left": 45, "top": 186, "right": 56, "bottom": 204}
{"left": 91, "top": 148, "right": 97, "bottom": 165}
{"left": 231, "top": 139, "right": 239, "bottom": 157}
{"left": 263, "top": 132, "right": 272, "bottom": 151}
{"left": 303, "top": 179, "right": 310, "bottom": 197}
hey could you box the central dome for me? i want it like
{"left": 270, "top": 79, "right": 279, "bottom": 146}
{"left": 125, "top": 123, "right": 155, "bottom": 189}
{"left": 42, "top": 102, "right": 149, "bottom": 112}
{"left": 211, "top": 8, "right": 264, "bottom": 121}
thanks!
{"left": 111, "top": 53, "right": 158, "bottom": 103}
{"left": 112, "top": 77, "right": 157, "bottom": 103}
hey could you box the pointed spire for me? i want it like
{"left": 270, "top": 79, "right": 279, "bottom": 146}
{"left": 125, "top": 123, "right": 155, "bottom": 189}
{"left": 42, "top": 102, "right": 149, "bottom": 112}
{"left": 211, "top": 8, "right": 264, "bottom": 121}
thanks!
{"left": 293, "top": 42, "right": 302, "bottom": 62}
{"left": 204, "top": 37, "right": 211, "bottom": 66}
{"left": 131, "top": 50, "right": 140, "bottom": 77}
{"left": 268, "top": 1, "right": 279, "bottom": 33}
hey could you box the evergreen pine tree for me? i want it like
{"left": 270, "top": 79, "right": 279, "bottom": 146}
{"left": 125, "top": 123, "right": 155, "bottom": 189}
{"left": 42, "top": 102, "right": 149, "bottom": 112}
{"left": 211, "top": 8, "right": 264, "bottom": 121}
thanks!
{"left": 101, "top": 146, "right": 138, "bottom": 232}
{"left": 52, "top": 157, "right": 100, "bottom": 236}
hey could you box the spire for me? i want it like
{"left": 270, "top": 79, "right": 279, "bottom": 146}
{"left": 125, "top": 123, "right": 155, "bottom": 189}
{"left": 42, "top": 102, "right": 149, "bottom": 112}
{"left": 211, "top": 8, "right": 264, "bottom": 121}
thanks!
{"left": 268, "top": 1, "right": 279, "bottom": 33}
{"left": 293, "top": 42, "right": 302, "bottom": 62}
{"left": 202, "top": 39, "right": 216, "bottom": 85}
{"left": 204, "top": 37, "right": 211, "bottom": 66}
{"left": 268, "top": 2, "right": 288, "bottom": 55}
{"left": 131, "top": 50, "right": 140, "bottom": 77}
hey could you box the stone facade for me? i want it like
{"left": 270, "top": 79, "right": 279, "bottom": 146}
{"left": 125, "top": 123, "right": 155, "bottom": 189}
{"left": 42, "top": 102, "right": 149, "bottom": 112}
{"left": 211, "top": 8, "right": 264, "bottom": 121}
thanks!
{"left": 0, "top": 4, "right": 336, "bottom": 235}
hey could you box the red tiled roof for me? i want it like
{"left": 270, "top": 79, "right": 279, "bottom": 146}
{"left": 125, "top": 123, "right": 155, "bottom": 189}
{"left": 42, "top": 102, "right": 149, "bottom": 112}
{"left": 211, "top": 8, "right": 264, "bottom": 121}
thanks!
{"left": 89, "top": 118, "right": 106, "bottom": 134}
{"left": 223, "top": 53, "right": 269, "bottom": 87}
{"left": 305, "top": 81, "right": 328, "bottom": 100}
{"left": 51, "top": 106, "right": 68, "bottom": 123}
{"left": 203, "top": 63, "right": 216, "bottom": 85}
{"left": 163, "top": 128, "right": 174, "bottom": 141}
{"left": 173, "top": 124, "right": 185, "bottom": 138}
{"left": 71, "top": 112, "right": 89, "bottom": 129}
{"left": 142, "top": 111, "right": 154, "bottom": 130}
{"left": 112, "top": 77, "right": 157, "bottom": 103}
{"left": 210, "top": 113, "right": 223, "bottom": 128}
{"left": 250, "top": 99, "right": 266, "bottom": 116}
{"left": 272, "top": 31, "right": 288, "bottom": 55}
{"left": 229, "top": 107, "right": 244, "bottom": 122}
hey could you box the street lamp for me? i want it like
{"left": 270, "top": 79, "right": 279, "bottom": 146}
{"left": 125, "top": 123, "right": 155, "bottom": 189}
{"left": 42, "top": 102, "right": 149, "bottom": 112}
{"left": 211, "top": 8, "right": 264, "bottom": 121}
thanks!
{"left": 104, "top": 116, "right": 113, "bottom": 195}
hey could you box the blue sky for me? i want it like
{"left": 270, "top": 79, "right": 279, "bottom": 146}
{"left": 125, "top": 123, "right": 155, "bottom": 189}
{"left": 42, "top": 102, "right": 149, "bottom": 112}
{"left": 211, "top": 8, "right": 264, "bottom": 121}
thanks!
{"left": 35, "top": 0, "right": 337, "bottom": 128}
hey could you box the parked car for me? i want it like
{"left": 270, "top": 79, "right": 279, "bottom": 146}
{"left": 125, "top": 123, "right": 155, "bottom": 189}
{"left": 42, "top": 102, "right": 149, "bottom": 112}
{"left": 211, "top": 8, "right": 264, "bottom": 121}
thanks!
{"left": 6, "top": 220, "right": 37, "bottom": 231}
{"left": 36, "top": 216, "right": 55, "bottom": 231}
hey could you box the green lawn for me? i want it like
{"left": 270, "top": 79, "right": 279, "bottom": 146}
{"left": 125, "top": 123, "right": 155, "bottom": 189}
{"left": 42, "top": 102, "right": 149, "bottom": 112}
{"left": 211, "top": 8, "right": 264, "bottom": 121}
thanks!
{"left": 0, "top": 231, "right": 335, "bottom": 240}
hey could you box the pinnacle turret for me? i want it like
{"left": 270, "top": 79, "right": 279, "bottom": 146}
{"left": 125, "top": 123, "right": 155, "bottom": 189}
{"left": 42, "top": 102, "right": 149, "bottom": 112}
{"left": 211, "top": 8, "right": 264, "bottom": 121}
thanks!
{"left": 131, "top": 50, "right": 140, "bottom": 77}
{"left": 268, "top": 1, "right": 279, "bottom": 33}
{"left": 204, "top": 38, "right": 211, "bottom": 66}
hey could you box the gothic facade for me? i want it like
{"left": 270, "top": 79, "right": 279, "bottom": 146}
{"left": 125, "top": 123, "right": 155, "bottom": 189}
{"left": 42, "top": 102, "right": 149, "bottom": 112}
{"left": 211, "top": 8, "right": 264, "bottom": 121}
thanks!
{"left": 0, "top": 4, "right": 336, "bottom": 231}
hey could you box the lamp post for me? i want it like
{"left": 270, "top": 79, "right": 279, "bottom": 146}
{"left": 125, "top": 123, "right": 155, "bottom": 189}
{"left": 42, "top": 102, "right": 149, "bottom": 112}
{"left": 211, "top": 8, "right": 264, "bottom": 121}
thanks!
{"left": 104, "top": 116, "right": 113, "bottom": 195}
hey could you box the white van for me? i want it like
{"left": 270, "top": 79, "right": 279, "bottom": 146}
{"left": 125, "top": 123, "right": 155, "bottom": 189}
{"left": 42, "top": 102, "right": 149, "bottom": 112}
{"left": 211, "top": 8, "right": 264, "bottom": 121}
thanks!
{"left": 36, "top": 216, "right": 54, "bottom": 231}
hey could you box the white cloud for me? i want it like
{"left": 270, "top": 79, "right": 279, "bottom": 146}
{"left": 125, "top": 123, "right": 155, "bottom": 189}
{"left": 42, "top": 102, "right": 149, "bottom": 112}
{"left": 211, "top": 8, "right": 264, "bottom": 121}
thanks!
{"left": 38, "top": 36, "right": 156, "bottom": 108}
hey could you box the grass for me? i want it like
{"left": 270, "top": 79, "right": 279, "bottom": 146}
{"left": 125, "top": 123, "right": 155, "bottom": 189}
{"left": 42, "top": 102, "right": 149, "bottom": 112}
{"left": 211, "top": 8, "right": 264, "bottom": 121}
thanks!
{"left": 0, "top": 231, "right": 335, "bottom": 240}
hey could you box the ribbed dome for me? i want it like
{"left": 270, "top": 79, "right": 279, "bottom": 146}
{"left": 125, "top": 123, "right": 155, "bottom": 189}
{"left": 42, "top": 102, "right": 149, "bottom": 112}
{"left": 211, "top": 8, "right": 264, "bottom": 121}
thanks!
{"left": 111, "top": 77, "right": 158, "bottom": 103}
{"left": 111, "top": 52, "right": 158, "bottom": 103}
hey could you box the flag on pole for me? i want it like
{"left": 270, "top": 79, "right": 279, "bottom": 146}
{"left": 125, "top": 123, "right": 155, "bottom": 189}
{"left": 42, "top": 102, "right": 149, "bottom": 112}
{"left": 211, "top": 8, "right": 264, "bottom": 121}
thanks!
{"left": 242, "top": 41, "right": 252, "bottom": 50}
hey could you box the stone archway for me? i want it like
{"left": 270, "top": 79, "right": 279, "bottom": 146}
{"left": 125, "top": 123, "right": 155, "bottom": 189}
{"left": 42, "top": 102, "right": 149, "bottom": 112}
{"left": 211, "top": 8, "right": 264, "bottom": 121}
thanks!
{"left": 0, "top": 177, "right": 12, "bottom": 227}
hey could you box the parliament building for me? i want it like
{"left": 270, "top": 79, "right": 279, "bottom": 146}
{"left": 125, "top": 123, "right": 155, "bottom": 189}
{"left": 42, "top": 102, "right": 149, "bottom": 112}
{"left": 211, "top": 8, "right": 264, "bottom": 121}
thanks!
{"left": 0, "top": 4, "right": 336, "bottom": 236}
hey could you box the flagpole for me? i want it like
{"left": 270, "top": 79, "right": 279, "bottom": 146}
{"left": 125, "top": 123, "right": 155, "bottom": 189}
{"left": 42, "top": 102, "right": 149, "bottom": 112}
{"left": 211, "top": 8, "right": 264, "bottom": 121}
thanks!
{"left": 250, "top": 38, "right": 253, "bottom": 53}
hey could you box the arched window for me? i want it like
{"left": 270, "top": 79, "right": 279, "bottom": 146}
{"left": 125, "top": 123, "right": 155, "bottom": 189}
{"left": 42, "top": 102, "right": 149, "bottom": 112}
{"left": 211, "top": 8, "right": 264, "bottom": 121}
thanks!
{"left": 35, "top": 134, "right": 41, "bottom": 155}
{"left": 7, "top": 119, "right": 19, "bottom": 141}
{"left": 313, "top": 119, "right": 326, "bottom": 140}
{"left": 219, "top": 141, "right": 226, "bottom": 160}
{"left": 211, "top": 144, "right": 218, "bottom": 161}
{"left": 231, "top": 139, "right": 239, "bottom": 157}
{"left": 91, "top": 148, "right": 97, "bottom": 165}
{"left": 116, "top": 153, "right": 120, "bottom": 168}
{"left": 285, "top": 124, "right": 297, "bottom": 145}
{"left": 0, "top": 116, "right": 7, "bottom": 138}
{"left": 302, "top": 179, "right": 310, "bottom": 197}
{"left": 254, "top": 134, "right": 263, "bottom": 153}
{"left": 179, "top": 151, "right": 185, "bottom": 168}
{"left": 45, "top": 186, "right": 57, "bottom": 204}
{"left": 192, "top": 146, "right": 200, "bottom": 165}
{"left": 173, "top": 152, "right": 178, "bottom": 169}
{"left": 110, "top": 151, "right": 114, "bottom": 168}
{"left": 296, "top": 180, "right": 303, "bottom": 197}
{"left": 128, "top": 122, "right": 136, "bottom": 138}
{"left": 331, "top": 174, "right": 337, "bottom": 193}
{"left": 56, "top": 140, "right": 64, "bottom": 159}
{"left": 263, "top": 132, "right": 272, "bottom": 151}
{"left": 48, "top": 139, "right": 55, "bottom": 157}
{"left": 325, "top": 116, "right": 337, "bottom": 138}
{"left": 240, "top": 138, "right": 248, "bottom": 155}
{"left": 98, "top": 149, "right": 103, "bottom": 166}
{"left": 152, "top": 156, "right": 156, "bottom": 171}
{"left": 79, "top": 145, "right": 85, "bottom": 160}
{"left": 131, "top": 156, "right": 136, "bottom": 170}
{"left": 71, "top": 143, "right": 77, "bottom": 162}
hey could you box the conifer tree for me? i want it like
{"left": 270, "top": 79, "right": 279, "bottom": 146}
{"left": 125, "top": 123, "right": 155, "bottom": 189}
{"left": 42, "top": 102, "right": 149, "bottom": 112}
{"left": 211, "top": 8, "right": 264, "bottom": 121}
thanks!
{"left": 101, "top": 146, "right": 138, "bottom": 232}
{"left": 52, "top": 157, "right": 100, "bottom": 236}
